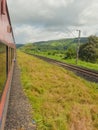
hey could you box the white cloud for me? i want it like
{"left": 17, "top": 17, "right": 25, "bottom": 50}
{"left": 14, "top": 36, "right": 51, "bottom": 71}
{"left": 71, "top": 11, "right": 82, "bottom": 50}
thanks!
{"left": 7, "top": 0, "right": 98, "bottom": 43}
{"left": 14, "top": 25, "right": 70, "bottom": 43}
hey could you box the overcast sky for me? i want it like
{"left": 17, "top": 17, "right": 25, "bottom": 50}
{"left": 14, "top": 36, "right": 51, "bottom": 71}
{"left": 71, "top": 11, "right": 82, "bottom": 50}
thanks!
{"left": 7, "top": 0, "right": 98, "bottom": 44}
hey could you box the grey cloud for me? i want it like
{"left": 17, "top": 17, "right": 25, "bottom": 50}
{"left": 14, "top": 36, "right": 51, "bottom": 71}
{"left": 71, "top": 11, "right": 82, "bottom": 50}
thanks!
{"left": 8, "top": 0, "right": 97, "bottom": 26}
{"left": 7, "top": 0, "right": 98, "bottom": 43}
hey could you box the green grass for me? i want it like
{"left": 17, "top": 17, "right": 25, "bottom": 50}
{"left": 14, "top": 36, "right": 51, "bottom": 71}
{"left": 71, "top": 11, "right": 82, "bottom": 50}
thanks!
{"left": 18, "top": 51, "right": 98, "bottom": 130}
{"left": 26, "top": 50, "right": 98, "bottom": 71}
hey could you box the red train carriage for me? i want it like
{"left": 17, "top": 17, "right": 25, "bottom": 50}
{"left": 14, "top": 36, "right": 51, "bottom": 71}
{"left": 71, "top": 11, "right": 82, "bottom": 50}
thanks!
{"left": 0, "top": 0, "right": 15, "bottom": 129}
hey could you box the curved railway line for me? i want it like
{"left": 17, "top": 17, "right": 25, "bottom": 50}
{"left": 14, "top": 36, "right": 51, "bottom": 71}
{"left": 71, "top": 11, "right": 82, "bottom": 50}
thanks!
{"left": 32, "top": 54, "right": 98, "bottom": 83}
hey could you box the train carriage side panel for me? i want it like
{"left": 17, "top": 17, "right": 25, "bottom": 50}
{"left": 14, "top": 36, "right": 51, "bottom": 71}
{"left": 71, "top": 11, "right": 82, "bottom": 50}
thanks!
{"left": 0, "top": 0, "right": 14, "bottom": 44}
{"left": 0, "top": 0, "right": 15, "bottom": 130}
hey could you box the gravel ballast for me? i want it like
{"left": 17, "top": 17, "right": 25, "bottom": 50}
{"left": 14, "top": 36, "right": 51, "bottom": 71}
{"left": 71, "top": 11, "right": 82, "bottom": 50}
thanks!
{"left": 5, "top": 62, "right": 36, "bottom": 130}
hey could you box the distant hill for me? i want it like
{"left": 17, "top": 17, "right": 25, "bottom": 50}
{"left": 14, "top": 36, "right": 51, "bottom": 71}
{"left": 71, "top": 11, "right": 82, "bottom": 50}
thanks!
{"left": 25, "top": 37, "right": 86, "bottom": 47}
{"left": 33, "top": 37, "right": 88, "bottom": 45}
{"left": 19, "top": 37, "right": 88, "bottom": 56}
{"left": 16, "top": 44, "right": 24, "bottom": 48}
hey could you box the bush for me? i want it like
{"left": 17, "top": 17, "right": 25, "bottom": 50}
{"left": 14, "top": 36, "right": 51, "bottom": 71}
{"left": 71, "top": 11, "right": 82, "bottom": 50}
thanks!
{"left": 64, "top": 48, "right": 76, "bottom": 59}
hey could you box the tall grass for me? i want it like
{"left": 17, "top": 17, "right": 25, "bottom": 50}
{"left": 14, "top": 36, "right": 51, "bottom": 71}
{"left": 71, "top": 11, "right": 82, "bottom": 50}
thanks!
{"left": 27, "top": 51, "right": 98, "bottom": 71}
{"left": 18, "top": 51, "right": 98, "bottom": 130}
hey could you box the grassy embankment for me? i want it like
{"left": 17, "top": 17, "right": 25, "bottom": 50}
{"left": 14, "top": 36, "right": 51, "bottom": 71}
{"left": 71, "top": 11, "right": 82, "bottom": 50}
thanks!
{"left": 26, "top": 50, "right": 98, "bottom": 71}
{"left": 18, "top": 51, "right": 98, "bottom": 130}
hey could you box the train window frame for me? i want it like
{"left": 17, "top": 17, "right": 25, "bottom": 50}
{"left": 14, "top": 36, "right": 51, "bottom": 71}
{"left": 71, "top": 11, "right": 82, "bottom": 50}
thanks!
{"left": 6, "top": 46, "right": 8, "bottom": 75}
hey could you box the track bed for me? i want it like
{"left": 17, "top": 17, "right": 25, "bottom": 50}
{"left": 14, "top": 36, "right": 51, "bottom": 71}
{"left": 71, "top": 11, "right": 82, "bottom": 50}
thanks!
{"left": 5, "top": 62, "right": 36, "bottom": 130}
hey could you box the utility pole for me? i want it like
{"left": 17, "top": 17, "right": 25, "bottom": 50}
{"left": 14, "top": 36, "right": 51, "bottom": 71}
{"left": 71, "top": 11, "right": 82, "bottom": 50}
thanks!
{"left": 76, "top": 30, "right": 81, "bottom": 64}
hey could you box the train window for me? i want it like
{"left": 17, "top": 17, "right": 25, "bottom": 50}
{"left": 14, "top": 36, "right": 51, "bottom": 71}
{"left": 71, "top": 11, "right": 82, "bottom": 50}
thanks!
{"left": 8, "top": 47, "right": 14, "bottom": 72}
{"left": 11, "top": 48, "right": 14, "bottom": 62}
{"left": 0, "top": 43, "right": 6, "bottom": 98}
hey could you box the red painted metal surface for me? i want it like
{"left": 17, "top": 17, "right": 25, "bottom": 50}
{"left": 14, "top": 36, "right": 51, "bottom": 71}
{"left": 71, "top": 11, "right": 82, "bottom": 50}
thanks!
{"left": 0, "top": 62, "right": 14, "bottom": 129}
{"left": 0, "top": 0, "right": 15, "bottom": 129}
{"left": 0, "top": 0, "right": 15, "bottom": 47}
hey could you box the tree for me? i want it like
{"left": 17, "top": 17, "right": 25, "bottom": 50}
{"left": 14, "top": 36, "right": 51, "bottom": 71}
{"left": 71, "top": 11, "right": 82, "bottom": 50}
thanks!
{"left": 79, "top": 35, "right": 98, "bottom": 63}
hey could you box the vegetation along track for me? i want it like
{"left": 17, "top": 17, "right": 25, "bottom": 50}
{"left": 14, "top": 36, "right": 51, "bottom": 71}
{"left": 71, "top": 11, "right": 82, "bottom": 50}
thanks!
{"left": 26, "top": 53, "right": 98, "bottom": 83}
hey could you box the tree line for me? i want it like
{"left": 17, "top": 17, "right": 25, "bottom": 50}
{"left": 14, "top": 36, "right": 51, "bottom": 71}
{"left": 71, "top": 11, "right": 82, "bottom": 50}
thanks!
{"left": 65, "top": 35, "right": 98, "bottom": 63}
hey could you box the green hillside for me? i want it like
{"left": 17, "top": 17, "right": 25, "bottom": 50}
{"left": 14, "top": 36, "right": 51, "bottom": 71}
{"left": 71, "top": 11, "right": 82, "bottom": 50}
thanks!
{"left": 19, "top": 36, "right": 98, "bottom": 71}
{"left": 16, "top": 44, "right": 24, "bottom": 48}
{"left": 20, "top": 37, "right": 88, "bottom": 56}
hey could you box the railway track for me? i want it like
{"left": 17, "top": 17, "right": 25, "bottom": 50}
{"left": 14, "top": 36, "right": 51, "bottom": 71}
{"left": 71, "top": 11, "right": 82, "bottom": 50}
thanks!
{"left": 32, "top": 54, "right": 98, "bottom": 83}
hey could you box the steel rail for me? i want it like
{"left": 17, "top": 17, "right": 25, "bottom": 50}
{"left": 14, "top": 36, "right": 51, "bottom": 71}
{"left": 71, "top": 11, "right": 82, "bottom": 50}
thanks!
{"left": 32, "top": 54, "right": 98, "bottom": 83}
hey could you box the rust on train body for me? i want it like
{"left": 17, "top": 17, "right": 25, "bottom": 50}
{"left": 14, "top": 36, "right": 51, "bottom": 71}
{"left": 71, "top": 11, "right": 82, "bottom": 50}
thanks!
{"left": 0, "top": 0, "right": 15, "bottom": 129}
